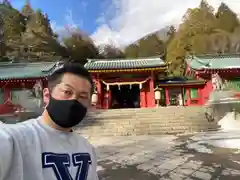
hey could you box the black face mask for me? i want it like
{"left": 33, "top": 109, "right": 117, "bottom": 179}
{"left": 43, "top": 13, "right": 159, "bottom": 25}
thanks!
{"left": 46, "top": 96, "right": 87, "bottom": 128}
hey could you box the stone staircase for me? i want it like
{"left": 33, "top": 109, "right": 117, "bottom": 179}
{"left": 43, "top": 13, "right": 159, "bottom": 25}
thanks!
{"left": 74, "top": 106, "right": 220, "bottom": 136}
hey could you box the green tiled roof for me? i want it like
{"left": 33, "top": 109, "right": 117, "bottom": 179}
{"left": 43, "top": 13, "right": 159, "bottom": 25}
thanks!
{"left": 0, "top": 62, "right": 58, "bottom": 80}
{"left": 84, "top": 58, "right": 166, "bottom": 70}
{"left": 186, "top": 54, "right": 240, "bottom": 70}
{"left": 226, "top": 79, "right": 240, "bottom": 92}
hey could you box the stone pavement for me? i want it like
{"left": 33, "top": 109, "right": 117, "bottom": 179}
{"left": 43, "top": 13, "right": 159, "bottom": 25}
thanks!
{"left": 88, "top": 133, "right": 240, "bottom": 180}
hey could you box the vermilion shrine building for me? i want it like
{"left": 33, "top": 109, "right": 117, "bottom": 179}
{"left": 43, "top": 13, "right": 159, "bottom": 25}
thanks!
{"left": 85, "top": 58, "right": 206, "bottom": 108}
{"left": 0, "top": 55, "right": 239, "bottom": 114}
{"left": 0, "top": 62, "right": 56, "bottom": 114}
{"left": 185, "top": 54, "right": 240, "bottom": 104}
{"left": 84, "top": 58, "right": 167, "bottom": 109}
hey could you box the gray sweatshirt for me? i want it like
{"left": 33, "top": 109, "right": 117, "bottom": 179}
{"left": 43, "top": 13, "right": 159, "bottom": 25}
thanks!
{"left": 0, "top": 117, "right": 99, "bottom": 180}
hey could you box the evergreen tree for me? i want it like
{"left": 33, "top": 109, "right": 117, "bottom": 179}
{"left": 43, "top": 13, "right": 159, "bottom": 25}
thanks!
{"left": 124, "top": 44, "right": 139, "bottom": 58}
{"left": 165, "top": 25, "right": 176, "bottom": 45}
{"left": 209, "top": 30, "right": 230, "bottom": 54}
{"left": 2, "top": 8, "right": 25, "bottom": 60}
{"left": 179, "top": 0, "right": 217, "bottom": 37}
{"left": 21, "top": 0, "right": 33, "bottom": 21}
{"left": 216, "top": 3, "right": 239, "bottom": 32}
{"left": 21, "top": 9, "right": 63, "bottom": 61}
{"left": 137, "top": 34, "right": 164, "bottom": 57}
{"left": 0, "top": 15, "right": 4, "bottom": 57}
{"left": 62, "top": 29, "right": 99, "bottom": 64}
{"left": 166, "top": 34, "right": 189, "bottom": 75}
{"left": 166, "top": 0, "right": 217, "bottom": 75}
{"left": 229, "top": 27, "right": 240, "bottom": 53}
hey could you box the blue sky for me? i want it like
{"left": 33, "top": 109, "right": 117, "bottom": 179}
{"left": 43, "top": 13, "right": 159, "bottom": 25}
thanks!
{"left": 11, "top": 0, "right": 110, "bottom": 35}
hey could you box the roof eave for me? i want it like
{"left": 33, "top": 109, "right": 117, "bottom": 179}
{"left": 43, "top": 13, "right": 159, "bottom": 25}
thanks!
{"left": 87, "top": 67, "right": 167, "bottom": 73}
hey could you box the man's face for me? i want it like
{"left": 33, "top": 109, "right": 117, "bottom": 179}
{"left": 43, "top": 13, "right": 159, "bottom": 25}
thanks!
{"left": 43, "top": 73, "right": 92, "bottom": 108}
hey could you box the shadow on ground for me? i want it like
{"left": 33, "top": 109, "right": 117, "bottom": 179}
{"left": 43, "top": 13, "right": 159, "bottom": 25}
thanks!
{"left": 92, "top": 136, "right": 240, "bottom": 180}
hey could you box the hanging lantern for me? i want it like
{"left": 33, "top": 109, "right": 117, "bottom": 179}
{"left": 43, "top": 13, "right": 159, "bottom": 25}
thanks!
{"left": 91, "top": 92, "right": 98, "bottom": 104}
{"left": 154, "top": 88, "right": 161, "bottom": 100}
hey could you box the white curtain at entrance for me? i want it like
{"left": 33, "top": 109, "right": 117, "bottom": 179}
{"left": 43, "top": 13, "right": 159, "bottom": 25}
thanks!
{"left": 11, "top": 89, "right": 42, "bottom": 111}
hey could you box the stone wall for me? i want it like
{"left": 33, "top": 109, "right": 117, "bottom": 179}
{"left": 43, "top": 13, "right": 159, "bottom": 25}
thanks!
{"left": 75, "top": 106, "right": 219, "bottom": 136}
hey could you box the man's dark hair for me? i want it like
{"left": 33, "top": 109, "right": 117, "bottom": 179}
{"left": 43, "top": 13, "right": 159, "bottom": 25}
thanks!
{"left": 47, "top": 63, "right": 93, "bottom": 93}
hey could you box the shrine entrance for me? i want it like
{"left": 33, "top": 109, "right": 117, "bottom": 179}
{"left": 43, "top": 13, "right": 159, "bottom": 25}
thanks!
{"left": 111, "top": 84, "right": 140, "bottom": 109}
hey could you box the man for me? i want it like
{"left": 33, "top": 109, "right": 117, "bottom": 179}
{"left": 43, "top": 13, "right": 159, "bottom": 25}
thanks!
{"left": 0, "top": 63, "right": 99, "bottom": 180}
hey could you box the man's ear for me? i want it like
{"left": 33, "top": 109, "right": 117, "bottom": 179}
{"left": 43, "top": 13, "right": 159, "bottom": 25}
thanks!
{"left": 43, "top": 88, "right": 50, "bottom": 107}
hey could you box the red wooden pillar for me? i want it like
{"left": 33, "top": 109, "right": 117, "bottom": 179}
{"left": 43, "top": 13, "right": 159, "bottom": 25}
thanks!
{"left": 96, "top": 75, "right": 102, "bottom": 108}
{"left": 149, "top": 72, "right": 155, "bottom": 107}
{"left": 197, "top": 88, "right": 202, "bottom": 105}
{"left": 103, "top": 91, "right": 109, "bottom": 109}
{"left": 3, "top": 87, "right": 11, "bottom": 102}
{"left": 165, "top": 88, "right": 170, "bottom": 106}
{"left": 140, "top": 86, "right": 146, "bottom": 108}
{"left": 108, "top": 90, "right": 112, "bottom": 109}
{"left": 186, "top": 88, "right": 191, "bottom": 106}
{"left": 102, "top": 86, "right": 111, "bottom": 109}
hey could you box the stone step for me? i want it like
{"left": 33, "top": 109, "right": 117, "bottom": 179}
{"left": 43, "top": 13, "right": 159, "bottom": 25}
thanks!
{"left": 87, "top": 112, "right": 204, "bottom": 116}
{"left": 78, "top": 122, "right": 219, "bottom": 128}
{"left": 87, "top": 107, "right": 205, "bottom": 115}
{"left": 86, "top": 115, "right": 205, "bottom": 120}
{"left": 81, "top": 123, "right": 219, "bottom": 129}
{"left": 79, "top": 106, "right": 218, "bottom": 136}
{"left": 87, "top": 111, "right": 205, "bottom": 117}
{"left": 76, "top": 123, "right": 219, "bottom": 132}
{"left": 76, "top": 126, "right": 220, "bottom": 136}
{"left": 81, "top": 119, "right": 212, "bottom": 125}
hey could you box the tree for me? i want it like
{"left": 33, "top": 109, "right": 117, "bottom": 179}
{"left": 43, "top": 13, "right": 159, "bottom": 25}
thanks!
{"left": 166, "top": 0, "right": 217, "bottom": 75}
{"left": 21, "top": 9, "right": 63, "bottom": 61}
{"left": 216, "top": 3, "right": 239, "bottom": 32}
{"left": 166, "top": 34, "right": 189, "bottom": 75}
{"left": 98, "top": 44, "right": 125, "bottom": 59}
{"left": 137, "top": 34, "right": 165, "bottom": 57}
{"left": 209, "top": 30, "right": 230, "bottom": 54}
{"left": 190, "top": 34, "right": 212, "bottom": 54}
{"left": 124, "top": 44, "right": 139, "bottom": 58}
{"left": 2, "top": 8, "right": 25, "bottom": 60}
{"left": 179, "top": 0, "right": 217, "bottom": 37}
{"left": 62, "top": 29, "right": 99, "bottom": 64}
{"left": 165, "top": 25, "right": 176, "bottom": 45}
{"left": 229, "top": 27, "right": 240, "bottom": 53}
{"left": 0, "top": 8, "right": 4, "bottom": 57}
{"left": 21, "top": 0, "right": 33, "bottom": 21}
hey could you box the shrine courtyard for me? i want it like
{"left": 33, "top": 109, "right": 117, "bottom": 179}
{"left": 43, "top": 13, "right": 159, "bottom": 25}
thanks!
{"left": 92, "top": 132, "right": 240, "bottom": 180}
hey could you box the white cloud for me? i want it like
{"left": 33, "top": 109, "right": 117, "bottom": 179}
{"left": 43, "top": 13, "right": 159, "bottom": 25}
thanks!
{"left": 51, "top": 9, "right": 82, "bottom": 40}
{"left": 64, "top": 9, "right": 81, "bottom": 29}
{"left": 92, "top": 0, "right": 240, "bottom": 48}
{"left": 51, "top": 0, "right": 88, "bottom": 39}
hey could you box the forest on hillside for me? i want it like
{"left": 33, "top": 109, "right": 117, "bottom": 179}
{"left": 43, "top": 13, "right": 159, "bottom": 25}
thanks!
{"left": 0, "top": 0, "right": 240, "bottom": 75}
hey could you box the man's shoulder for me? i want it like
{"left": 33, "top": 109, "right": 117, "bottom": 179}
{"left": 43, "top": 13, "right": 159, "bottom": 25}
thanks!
{"left": 0, "top": 118, "right": 39, "bottom": 138}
